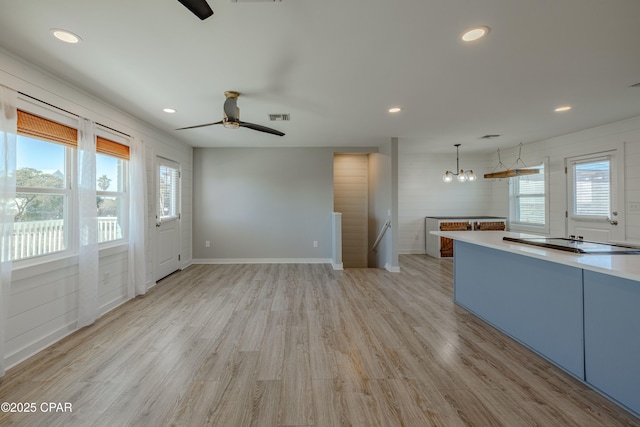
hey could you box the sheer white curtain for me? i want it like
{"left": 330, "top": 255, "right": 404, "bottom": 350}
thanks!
{"left": 128, "top": 137, "right": 148, "bottom": 297}
{"left": 0, "top": 85, "right": 17, "bottom": 376}
{"left": 77, "top": 118, "right": 98, "bottom": 328}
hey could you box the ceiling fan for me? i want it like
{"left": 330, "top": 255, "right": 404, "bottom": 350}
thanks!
{"left": 177, "top": 0, "right": 214, "bottom": 20}
{"left": 176, "top": 91, "right": 286, "bottom": 136}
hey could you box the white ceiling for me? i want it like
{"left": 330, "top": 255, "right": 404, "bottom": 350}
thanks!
{"left": 0, "top": 0, "right": 639, "bottom": 153}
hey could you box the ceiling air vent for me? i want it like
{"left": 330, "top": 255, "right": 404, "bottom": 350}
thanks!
{"left": 479, "top": 134, "right": 501, "bottom": 139}
{"left": 269, "top": 114, "right": 290, "bottom": 121}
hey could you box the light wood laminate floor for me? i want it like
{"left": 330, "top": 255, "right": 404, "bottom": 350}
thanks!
{"left": 1, "top": 255, "right": 639, "bottom": 426}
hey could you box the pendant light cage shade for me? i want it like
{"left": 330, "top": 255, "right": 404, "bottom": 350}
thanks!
{"left": 442, "top": 144, "right": 475, "bottom": 183}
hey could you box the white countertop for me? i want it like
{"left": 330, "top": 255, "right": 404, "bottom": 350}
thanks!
{"left": 431, "top": 230, "right": 640, "bottom": 282}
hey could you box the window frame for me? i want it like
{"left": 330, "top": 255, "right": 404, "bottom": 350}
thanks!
{"left": 95, "top": 127, "right": 130, "bottom": 247}
{"left": 14, "top": 144, "right": 73, "bottom": 261}
{"left": 508, "top": 157, "right": 550, "bottom": 234}
{"left": 12, "top": 97, "right": 132, "bottom": 267}
{"left": 13, "top": 98, "right": 79, "bottom": 265}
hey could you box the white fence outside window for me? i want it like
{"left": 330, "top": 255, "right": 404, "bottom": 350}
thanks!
{"left": 12, "top": 217, "right": 121, "bottom": 260}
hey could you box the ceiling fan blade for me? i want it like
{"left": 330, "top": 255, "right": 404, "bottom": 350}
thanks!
{"left": 175, "top": 120, "right": 223, "bottom": 130}
{"left": 177, "top": 0, "right": 214, "bottom": 20}
{"left": 239, "top": 121, "right": 285, "bottom": 136}
{"left": 223, "top": 97, "right": 239, "bottom": 121}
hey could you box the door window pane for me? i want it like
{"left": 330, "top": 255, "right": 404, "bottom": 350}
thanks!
{"left": 159, "top": 164, "right": 179, "bottom": 219}
{"left": 573, "top": 160, "right": 610, "bottom": 217}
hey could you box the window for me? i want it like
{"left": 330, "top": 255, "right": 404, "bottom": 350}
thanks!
{"left": 509, "top": 160, "right": 548, "bottom": 233}
{"left": 96, "top": 135, "right": 130, "bottom": 244}
{"left": 96, "top": 153, "right": 127, "bottom": 243}
{"left": 571, "top": 158, "right": 610, "bottom": 218}
{"left": 14, "top": 110, "right": 75, "bottom": 261}
{"left": 13, "top": 105, "right": 130, "bottom": 261}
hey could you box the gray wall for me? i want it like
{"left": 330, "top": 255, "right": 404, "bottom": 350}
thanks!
{"left": 192, "top": 147, "right": 339, "bottom": 260}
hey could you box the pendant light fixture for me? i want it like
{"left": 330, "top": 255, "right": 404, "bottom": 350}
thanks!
{"left": 484, "top": 143, "right": 539, "bottom": 179}
{"left": 442, "top": 144, "right": 476, "bottom": 183}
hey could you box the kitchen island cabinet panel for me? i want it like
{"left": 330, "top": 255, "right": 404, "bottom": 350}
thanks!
{"left": 584, "top": 270, "right": 640, "bottom": 416}
{"left": 433, "top": 230, "right": 640, "bottom": 418}
{"left": 454, "top": 241, "right": 585, "bottom": 379}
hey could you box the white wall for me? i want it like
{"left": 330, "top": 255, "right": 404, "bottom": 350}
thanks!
{"left": 398, "top": 115, "right": 640, "bottom": 254}
{"left": 488, "top": 116, "right": 640, "bottom": 242}
{"left": 0, "top": 49, "right": 192, "bottom": 368}
{"left": 398, "top": 152, "right": 495, "bottom": 254}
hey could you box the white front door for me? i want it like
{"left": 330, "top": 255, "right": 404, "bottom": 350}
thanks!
{"left": 566, "top": 147, "right": 624, "bottom": 242}
{"left": 154, "top": 157, "right": 181, "bottom": 281}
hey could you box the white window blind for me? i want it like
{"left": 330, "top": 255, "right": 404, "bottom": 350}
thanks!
{"left": 510, "top": 164, "right": 545, "bottom": 226}
{"left": 573, "top": 158, "right": 610, "bottom": 217}
{"left": 158, "top": 164, "right": 179, "bottom": 219}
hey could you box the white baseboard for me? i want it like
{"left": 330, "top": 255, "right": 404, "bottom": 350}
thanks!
{"left": 6, "top": 322, "right": 77, "bottom": 371}
{"left": 398, "top": 250, "right": 426, "bottom": 255}
{"left": 385, "top": 263, "right": 401, "bottom": 273}
{"left": 99, "top": 295, "right": 129, "bottom": 316}
{"left": 193, "top": 258, "right": 332, "bottom": 265}
{"left": 331, "top": 262, "right": 344, "bottom": 270}
{"left": 5, "top": 296, "right": 132, "bottom": 372}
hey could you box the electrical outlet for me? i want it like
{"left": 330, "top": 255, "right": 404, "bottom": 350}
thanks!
{"left": 205, "top": 240, "right": 210, "bottom": 247}
{"left": 629, "top": 202, "right": 640, "bottom": 212}
{"left": 313, "top": 240, "right": 319, "bottom": 248}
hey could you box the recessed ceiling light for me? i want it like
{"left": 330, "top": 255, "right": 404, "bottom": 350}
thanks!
{"left": 163, "top": 108, "right": 177, "bottom": 114}
{"left": 554, "top": 105, "right": 572, "bottom": 112}
{"left": 462, "top": 26, "right": 490, "bottom": 42}
{"left": 50, "top": 29, "right": 81, "bottom": 44}
{"left": 388, "top": 107, "right": 402, "bottom": 113}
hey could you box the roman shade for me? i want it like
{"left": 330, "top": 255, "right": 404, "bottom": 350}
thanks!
{"left": 96, "top": 136, "right": 129, "bottom": 160}
{"left": 17, "top": 110, "right": 130, "bottom": 160}
{"left": 17, "top": 110, "right": 77, "bottom": 147}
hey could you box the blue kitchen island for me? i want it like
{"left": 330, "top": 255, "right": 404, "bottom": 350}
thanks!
{"left": 432, "top": 230, "right": 640, "bottom": 418}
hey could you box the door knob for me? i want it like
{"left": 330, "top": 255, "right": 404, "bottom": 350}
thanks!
{"left": 609, "top": 219, "right": 619, "bottom": 226}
